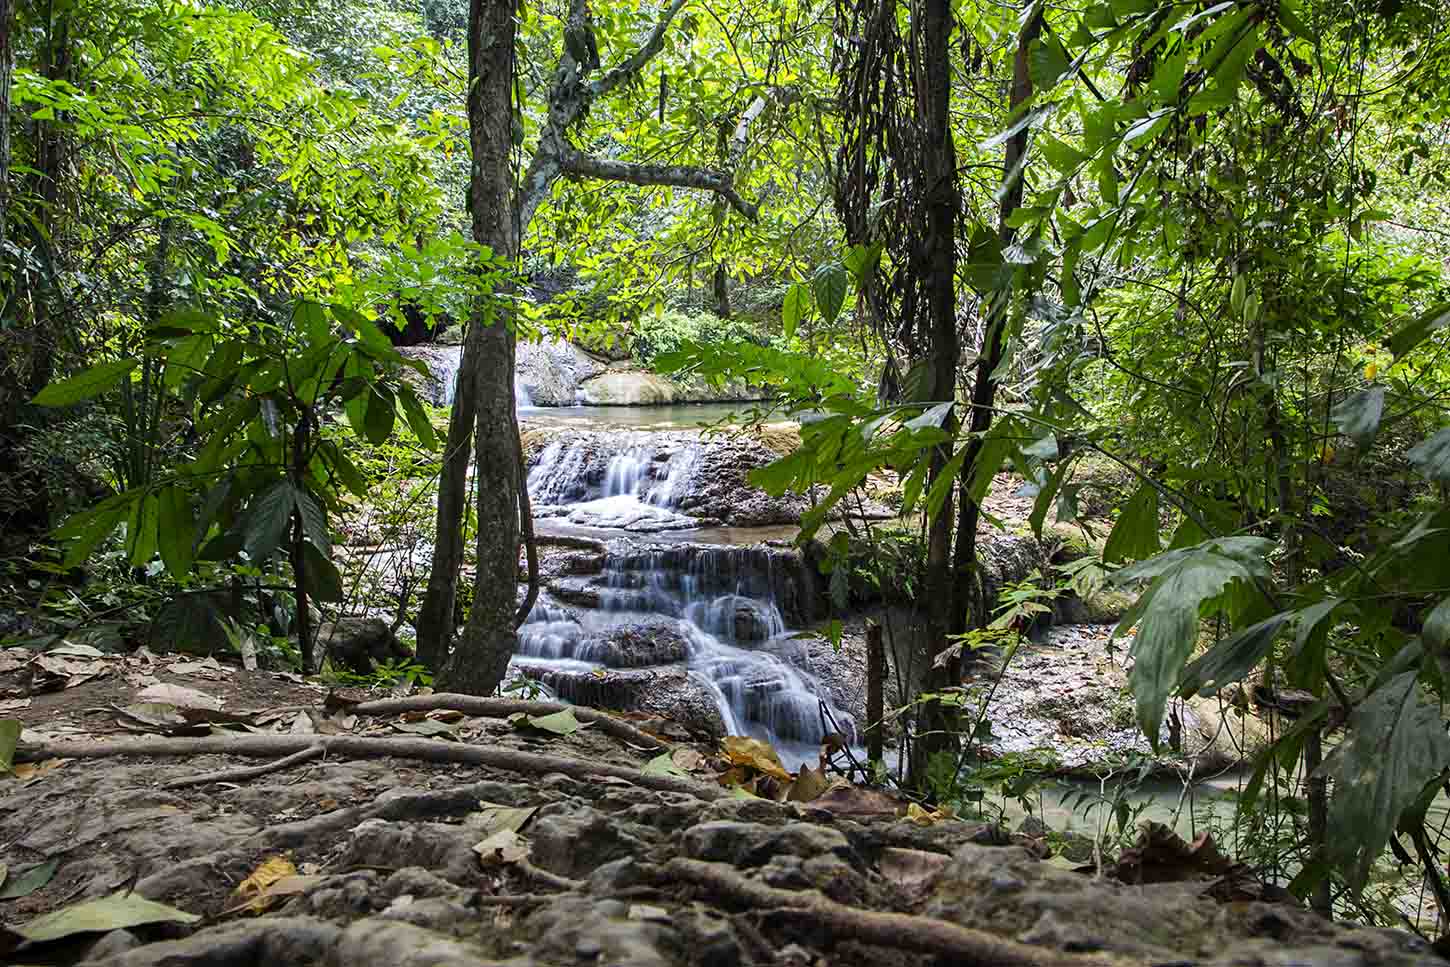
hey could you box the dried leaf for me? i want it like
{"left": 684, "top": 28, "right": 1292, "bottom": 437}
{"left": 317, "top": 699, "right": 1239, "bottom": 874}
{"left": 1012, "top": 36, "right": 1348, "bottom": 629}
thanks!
{"left": 473, "top": 829, "right": 530, "bottom": 865}
{"left": 786, "top": 762, "right": 831, "bottom": 803}
{"left": 0, "top": 858, "right": 59, "bottom": 899}
{"left": 471, "top": 802, "right": 539, "bottom": 837}
{"left": 670, "top": 747, "right": 704, "bottom": 771}
{"left": 136, "top": 683, "right": 223, "bottom": 711}
{"left": 905, "top": 802, "right": 954, "bottom": 826}
{"left": 513, "top": 708, "right": 580, "bottom": 736}
{"left": 1109, "top": 822, "right": 1233, "bottom": 884}
{"left": 14, "top": 891, "right": 198, "bottom": 942}
{"left": 392, "top": 719, "right": 457, "bottom": 738}
{"left": 166, "top": 658, "right": 229, "bottom": 678}
{"left": 427, "top": 709, "right": 464, "bottom": 723}
{"left": 46, "top": 642, "right": 106, "bottom": 658}
{"left": 627, "top": 904, "right": 670, "bottom": 922}
{"left": 11, "top": 758, "right": 67, "bottom": 782}
{"left": 0, "top": 698, "right": 33, "bottom": 712}
{"left": 809, "top": 782, "right": 903, "bottom": 818}
{"left": 232, "top": 856, "right": 299, "bottom": 915}
{"left": 720, "top": 736, "right": 791, "bottom": 782}
{"left": 288, "top": 711, "right": 316, "bottom": 734}
{"left": 222, "top": 873, "right": 323, "bottom": 916}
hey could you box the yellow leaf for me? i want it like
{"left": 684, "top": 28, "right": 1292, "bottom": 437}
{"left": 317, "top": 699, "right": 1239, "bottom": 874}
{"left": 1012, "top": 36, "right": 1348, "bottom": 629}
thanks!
{"left": 786, "top": 762, "right": 831, "bottom": 803}
{"left": 720, "top": 736, "right": 791, "bottom": 782}
{"left": 231, "top": 855, "right": 298, "bottom": 915}
{"left": 1364, "top": 362, "right": 1378, "bottom": 380}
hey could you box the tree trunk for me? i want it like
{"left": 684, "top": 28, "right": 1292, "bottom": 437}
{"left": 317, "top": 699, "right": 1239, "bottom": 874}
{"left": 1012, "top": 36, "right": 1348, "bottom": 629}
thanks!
{"left": 947, "top": 7, "right": 1042, "bottom": 638}
{"left": 908, "top": 0, "right": 961, "bottom": 788}
{"left": 712, "top": 263, "right": 731, "bottom": 318}
{"left": 437, "top": 0, "right": 521, "bottom": 696}
{"left": 0, "top": 0, "right": 12, "bottom": 258}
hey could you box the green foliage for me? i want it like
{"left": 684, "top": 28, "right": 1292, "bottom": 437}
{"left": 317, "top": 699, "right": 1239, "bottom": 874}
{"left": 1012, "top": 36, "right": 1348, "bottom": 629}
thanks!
{"left": 628, "top": 308, "right": 764, "bottom": 364}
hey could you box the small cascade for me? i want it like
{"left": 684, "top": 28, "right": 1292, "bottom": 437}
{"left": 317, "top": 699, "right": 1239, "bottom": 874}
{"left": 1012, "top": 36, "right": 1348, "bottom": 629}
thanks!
{"left": 526, "top": 432, "right": 706, "bottom": 532}
{"left": 512, "top": 543, "right": 851, "bottom": 766}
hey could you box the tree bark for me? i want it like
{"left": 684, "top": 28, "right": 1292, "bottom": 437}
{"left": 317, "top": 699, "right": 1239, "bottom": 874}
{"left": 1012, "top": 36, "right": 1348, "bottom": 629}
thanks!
{"left": 947, "top": 8, "right": 1042, "bottom": 638}
{"left": 908, "top": 0, "right": 962, "bottom": 787}
{"left": 435, "top": 0, "right": 522, "bottom": 696}
{"left": 0, "top": 0, "right": 12, "bottom": 259}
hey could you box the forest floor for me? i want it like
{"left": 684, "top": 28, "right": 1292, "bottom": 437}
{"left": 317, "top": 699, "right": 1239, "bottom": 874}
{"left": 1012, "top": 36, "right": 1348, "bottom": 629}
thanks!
{"left": 2, "top": 645, "right": 1444, "bottom": 966}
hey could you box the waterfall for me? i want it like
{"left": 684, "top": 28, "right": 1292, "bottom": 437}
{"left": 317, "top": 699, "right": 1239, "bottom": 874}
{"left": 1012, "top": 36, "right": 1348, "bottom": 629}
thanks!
{"left": 416, "top": 344, "right": 533, "bottom": 410}
{"left": 513, "top": 543, "right": 854, "bottom": 766}
{"left": 525, "top": 432, "right": 707, "bottom": 533}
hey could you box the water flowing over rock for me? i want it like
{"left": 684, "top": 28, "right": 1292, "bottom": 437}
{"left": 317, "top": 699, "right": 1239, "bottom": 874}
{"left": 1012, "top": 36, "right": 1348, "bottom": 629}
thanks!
{"left": 524, "top": 427, "right": 817, "bottom": 530}
{"left": 516, "top": 337, "right": 608, "bottom": 406}
{"left": 511, "top": 541, "right": 849, "bottom": 765}
{"left": 398, "top": 344, "right": 533, "bottom": 407}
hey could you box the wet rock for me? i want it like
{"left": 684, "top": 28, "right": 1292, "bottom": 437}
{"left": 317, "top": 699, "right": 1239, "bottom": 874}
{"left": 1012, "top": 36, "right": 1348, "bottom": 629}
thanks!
{"left": 516, "top": 664, "right": 727, "bottom": 738}
{"left": 517, "top": 337, "right": 607, "bottom": 406}
{"left": 579, "top": 370, "right": 682, "bottom": 405}
{"left": 543, "top": 578, "right": 601, "bottom": 609}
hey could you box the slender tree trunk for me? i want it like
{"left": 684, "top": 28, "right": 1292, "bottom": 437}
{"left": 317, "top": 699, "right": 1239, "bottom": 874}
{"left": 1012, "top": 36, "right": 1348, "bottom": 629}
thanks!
{"left": 0, "top": 0, "right": 12, "bottom": 259}
{"left": 909, "top": 0, "right": 961, "bottom": 787}
{"left": 436, "top": 0, "right": 522, "bottom": 695}
{"left": 947, "top": 8, "right": 1042, "bottom": 637}
{"left": 712, "top": 263, "right": 731, "bottom": 318}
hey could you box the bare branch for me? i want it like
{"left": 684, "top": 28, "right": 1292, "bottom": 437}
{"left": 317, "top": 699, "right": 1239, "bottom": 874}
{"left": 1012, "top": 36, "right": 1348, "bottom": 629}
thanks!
{"left": 558, "top": 148, "right": 760, "bottom": 220}
{"left": 591, "top": 0, "right": 690, "bottom": 99}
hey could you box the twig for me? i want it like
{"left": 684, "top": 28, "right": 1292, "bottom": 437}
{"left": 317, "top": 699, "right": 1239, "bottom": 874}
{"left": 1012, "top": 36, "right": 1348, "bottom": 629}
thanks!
{"left": 663, "top": 858, "right": 1117, "bottom": 966}
{"left": 349, "top": 694, "right": 668, "bottom": 751}
{"left": 162, "top": 744, "right": 325, "bottom": 789}
{"left": 17, "top": 733, "right": 722, "bottom": 800}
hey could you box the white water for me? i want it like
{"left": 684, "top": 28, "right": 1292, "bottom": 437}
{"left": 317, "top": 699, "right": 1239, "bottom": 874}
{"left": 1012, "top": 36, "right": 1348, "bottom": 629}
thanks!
{"left": 527, "top": 434, "right": 705, "bottom": 533}
{"left": 422, "top": 344, "right": 532, "bottom": 409}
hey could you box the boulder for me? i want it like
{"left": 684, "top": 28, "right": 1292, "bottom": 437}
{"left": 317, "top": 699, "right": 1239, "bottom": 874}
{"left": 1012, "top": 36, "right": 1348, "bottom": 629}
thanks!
{"left": 516, "top": 337, "right": 607, "bottom": 406}
{"left": 515, "top": 663, "right": 727, "bottom": 738}
{"left": 579, "top": 371, "right": 680, "bottom": 405}
{"left": 315, "top": 617, "right": 411, "bottom": 675}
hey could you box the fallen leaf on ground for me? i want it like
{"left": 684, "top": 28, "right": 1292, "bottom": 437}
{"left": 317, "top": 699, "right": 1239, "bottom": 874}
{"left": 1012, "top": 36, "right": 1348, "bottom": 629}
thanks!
{"left": 0, "top": 698, "right": 32, "bottom": 713}
{"left": 787, "top": 762, "right": 831, "bottom": 803}
{"left": 510, "top": 708, "right": 580, "bottom": 736}
{"left": 0, "top": 719, "right": 18, "bottom": 771}
{"left": 11, "top": 758, "right": 67, "bottom": 782}
{"left": 720, "top": 736, "right": 791, "bottom": 782}
{"left": 809, "top": 782, "right": 902, "bottom": 818}
{"left": 473, "top": 829, "right": 530, "bottom": 865}
{"left": 232, "top": 856, "right": 299, "bottom": 915}
{"left": 0, "top": 858, "right": 59, "bottom": 899}
{"left": 470, "top": 802, "right": 539, "bottom": 837}
{"left": 223, "top": 874, "right": 324, "bottom": 916}
{"left": 13, "top": 891, "right": 198, "bottom": 942}
{"left": 1109, "top": 822, "right": 1233, "bottom": 884}
{"left": 166, "top": 657, "right": 229, "bottom": 678}
{"left": 136, "top": 683, "right": 223, "bottom": 711}
{"left": 670, "top": 747, "right": 704, "bottom": 771}
{"left": 392, "top": 719, "right": 457, "bottom": 738}
{"left": 905, "top": 802, "right": 955, "bottom": 826}
{"left": 643, "top": 752, "right": 689, "bottom": 779}
{"left": 627, "top": 904, "right": 670, "bottom": 922}
{"left": 428, "top": 709, "right": 464, "bottom": 723}
{"left": 46, "top": 642, "right": 106, "bottom": 659}
{"left": 288, "top": 711, "right": 316, "bottom": 734}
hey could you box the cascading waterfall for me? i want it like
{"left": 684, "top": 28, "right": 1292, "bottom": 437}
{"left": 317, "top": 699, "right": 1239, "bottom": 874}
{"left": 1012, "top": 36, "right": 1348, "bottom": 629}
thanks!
{"left": 512, "top": 543, "right": 854, "bottom": 767}
{"left": 527, "top": 433, "right": 705, "bottom": 532}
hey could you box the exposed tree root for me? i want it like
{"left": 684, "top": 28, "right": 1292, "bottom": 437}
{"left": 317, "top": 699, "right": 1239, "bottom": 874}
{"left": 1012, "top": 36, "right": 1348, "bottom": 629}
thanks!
{"left": 349, "top": 694, "right": 668, "bottom": 751}
{"left": 162, "top": 744, "right": 325, "bottom": 789}
{"left": 514, "top": 858, "right": 584, "bottom": 893}
{"left": 17, "top": 734, "right": 723, "bottom": 801}
{"left": 663, "top": 858, "right": 1121, "bottom": 967}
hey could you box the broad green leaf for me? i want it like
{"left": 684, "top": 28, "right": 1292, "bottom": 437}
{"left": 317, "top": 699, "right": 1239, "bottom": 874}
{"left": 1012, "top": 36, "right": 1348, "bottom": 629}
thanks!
{"left": 1426, "top": 596, "right": 1450, "bottom": 654}
{"left": 1388, "top": 302, "right": 1450, "bottom": 359}
{"left": 1028, "top": 34, "right": 1070, "bottom": 90}
{"left": 128, "top": 492, "right": 159, "bottom": 567}
{"left": 1178, "top": 613, "right": 1290, "bottom": 698}
{"left": 14, "top": 891, "right": 199, "bottom": 943}
{"left": 0, "top": 857, "right": 60, "bottom": 899}
{"left": 243, "top": 481, "right": 294, "bottom": 562}
{"left": 1330, "top": 386, "right": 1385, "bottom": 449}
{"left": 156, "top": 486, "right": 195, "bottom": 578}
{"left": 1121, "top": 545, "right": 1267, "bottom": 746}
{"left": 302, "top": 542, "right": 344, "bottom": 602}
{"left": 905, "top": 401, "right": 954, "bottom": 430}
{"left": 32, "top": 359, "right": 139, "bottom": 407}
{"left": 1102, "top": 483, "right": 1160, "bottom": 564}
{"left": 812, "top": 263, "right": 848, "bottom": 325}
{"left": 295, "top": 300, "right": 331, "bottom": 343}
{"left": 164, "top": 334, "right": 213, "bottom": 389}
{"left": 782, "top": 283, "right": 807, "bottom": 340}
{"left": 293, "top": 487, "right": 330, "bottom": 556}
{"left": 1287, "top": 597, "right": 1343, "bottom": 689}
{"left": 842, "top": 242, "right": 883, "bottom": 282}
{"left": 362, "top": 385, "right": 397, "bottom": 445}
{"left": 397, "top": 384, "right": 440, "bottom": 450}
{"left": 1408, "top": 427, "right": 1450, "bottom": 483}
{"left": 53, "top": 493, "right": 136, "bottom": 567}
{"left": 515, "top": 708, "right": 580, "bottom": 735}
{"left": 0, "top": 718, "right": 18, "bottom": 771}
{"left": 965, "top": 431, "right": 1016, "bottom": 505}
{"left": 1323, "top": 670, "right": 1450, "bottom": 889}
{"left": 642, "top": 752, "right": 689, "bottom": 778}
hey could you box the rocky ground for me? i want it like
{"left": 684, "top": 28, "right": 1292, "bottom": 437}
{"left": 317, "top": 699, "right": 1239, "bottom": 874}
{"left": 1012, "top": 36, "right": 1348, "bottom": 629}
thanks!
{"left": 0, "top": 646, "right": 1441, "bottom": 967}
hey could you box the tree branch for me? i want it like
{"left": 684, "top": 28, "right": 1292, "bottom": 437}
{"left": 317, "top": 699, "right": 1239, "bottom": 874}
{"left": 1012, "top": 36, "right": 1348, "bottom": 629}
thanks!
{"left": 591, "top": 0, "right": 690, "bottom": 100}
{"left": 558, "top": 148, "right": 759, "bottom": 220}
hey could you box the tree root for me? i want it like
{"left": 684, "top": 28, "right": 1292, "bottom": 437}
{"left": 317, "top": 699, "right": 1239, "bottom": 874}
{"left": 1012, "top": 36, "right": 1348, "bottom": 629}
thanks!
{"left": 162, "top": 744, "right": 325, "bottom": 789}
{"left": 663, "top": 858, "right": 1119, "bottom": 967}
{"left": 17, "top": 734, "right": 723, "bottom": 801}
{"left": 514, "top": 858, "right": 584, "bottom": 893}
{"left": 349, "top": 694, "right": 668, "bottom": 751}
